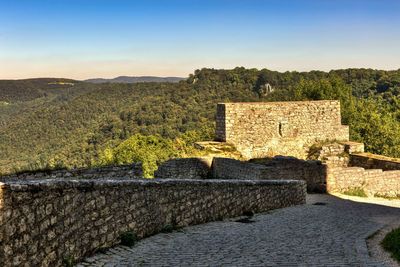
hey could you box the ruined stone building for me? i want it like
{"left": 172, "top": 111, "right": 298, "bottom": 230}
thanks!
{"left": 215, "top": 100, "right": 349, "bottom": 159}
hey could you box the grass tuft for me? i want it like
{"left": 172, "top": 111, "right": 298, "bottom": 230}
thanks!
{"left": 343, "top": 187, "right": 367, "bottom": 197}
{"left": 374, "top": 193, "right": 400, "bottom": 200}
{"left": 63, "top": 255, "right": 75, "bottom": 267}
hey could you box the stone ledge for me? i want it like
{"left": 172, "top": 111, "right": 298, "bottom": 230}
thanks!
{"left": 0, "top": 163, "right": 143, "bottom": 181}
{"left": 352, "top": 152, "right": 400, "bottom": 163}
{"left": 0, "top": 178, "right": 305, "bottom": 192}
{"left": 350, "top": 152, "right": 400, "bottom": 171}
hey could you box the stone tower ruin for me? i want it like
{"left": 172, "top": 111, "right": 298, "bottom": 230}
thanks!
{"left": 215, "top": 100, "right": 349, "bottom": 159}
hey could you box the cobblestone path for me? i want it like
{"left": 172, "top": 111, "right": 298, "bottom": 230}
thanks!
{"left": 78, "top": 194, "right": 400, "bottom": 266}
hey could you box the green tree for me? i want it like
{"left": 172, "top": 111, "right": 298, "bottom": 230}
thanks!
{"left": 98, "top": 134, "right": 177, "bottom": 178}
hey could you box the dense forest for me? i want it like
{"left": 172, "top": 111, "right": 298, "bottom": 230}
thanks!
{"left": 1, "top": 68, "right": 400, "bottom": 176}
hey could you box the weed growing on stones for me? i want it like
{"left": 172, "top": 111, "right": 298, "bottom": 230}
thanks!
{"left": 343, "top": 187, "right": 367, "bottom": 197}
{"left": 120, "top": 231, "right": 138, "bottom": 247}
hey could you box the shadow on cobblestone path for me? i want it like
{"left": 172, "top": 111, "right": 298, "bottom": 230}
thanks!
{"left": 78, "top": 194, "right": 400, "bottom": 267}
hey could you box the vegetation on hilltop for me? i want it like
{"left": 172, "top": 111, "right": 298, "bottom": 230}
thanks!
{"left": 1, "top": 67, "right": 400, "bottom": 176}
{"left": 85, "top": 76, "right": 184, "bottom": 84}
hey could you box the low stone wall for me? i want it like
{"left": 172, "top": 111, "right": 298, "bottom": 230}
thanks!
{"left": 211, "top": 157, "right": 268, "bottom": 180}
{"left": 0, "top": 163, "right": 143, "bottom": 181}
{"left": 154, "top": 158, "right": 212, "bottom": 179}
{"left": 327, "top": 166, "right": 400, "bottom": 197}
{"left": 0, "top": 178, "right": 306, "bottom": 267}
{"left": 257, "top": 157, "right": 327, "bottom": 192}
{"left": 350, "top": 153, "right": 400, "bottom": 171}
{"left": 212, "top": 157, "right": 326, "bottom": 192}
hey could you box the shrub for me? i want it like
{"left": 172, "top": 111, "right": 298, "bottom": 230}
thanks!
{"left": 98, "top": 134, "right": 177, "bottom": 178}
{"left": 382, "top": 227, "right": 400, "bottom": 262}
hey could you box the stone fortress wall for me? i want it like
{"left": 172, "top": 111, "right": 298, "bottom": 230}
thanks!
{"left": 0, "top": 178, "right": 306, "bottom": 267}
{"left": 212, "top": 100, "right": 400, "bottom": 198}
{"left": 215, "top": 100, "right": 349, "bottom": 159}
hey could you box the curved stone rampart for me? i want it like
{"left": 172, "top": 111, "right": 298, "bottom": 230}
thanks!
{"left": 0, "top": 178, "right": 306, "bottom": 266}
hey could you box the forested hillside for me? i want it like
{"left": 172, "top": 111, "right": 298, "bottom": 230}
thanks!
{"left": 1, "top": 68, "right": 400, "bottom": 176}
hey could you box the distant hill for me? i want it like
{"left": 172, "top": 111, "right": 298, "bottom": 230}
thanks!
{"left": 0, "top": 78, "right": 80, "bottom": 102}
{"left": 84, "top": 76, "right": 185, "bottom": 84}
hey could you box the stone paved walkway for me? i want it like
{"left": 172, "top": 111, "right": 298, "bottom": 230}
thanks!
{"left": 78, "top": 194, "right": 400, "bottom": 266}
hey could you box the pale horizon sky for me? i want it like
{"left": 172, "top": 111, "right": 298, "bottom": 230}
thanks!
{"left": 1, "top": 0, "right": 399, "bottom": 80}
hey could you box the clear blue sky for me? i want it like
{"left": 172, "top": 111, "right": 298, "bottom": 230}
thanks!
{"left": 0, "top": 0, "right": 399, "bottom": 79}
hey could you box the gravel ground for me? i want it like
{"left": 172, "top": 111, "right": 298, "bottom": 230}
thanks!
{"left": 78, "top": 194, "right": 400, "bottom": 267}
{"left": 333, "top": 193, "right": 400, "bottom": 267}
